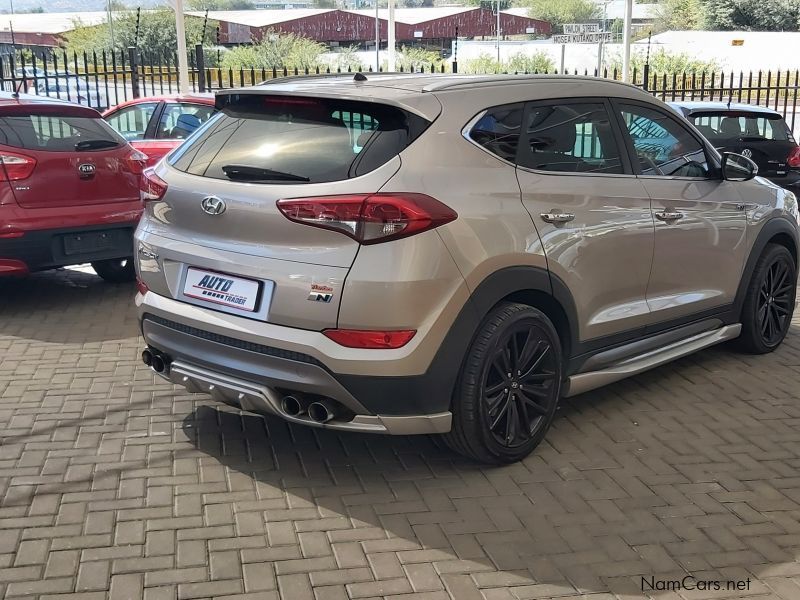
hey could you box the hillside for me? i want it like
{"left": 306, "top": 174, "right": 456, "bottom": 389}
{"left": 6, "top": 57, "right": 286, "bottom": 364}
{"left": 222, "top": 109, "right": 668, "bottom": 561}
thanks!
{"left": 0, "top": 0, "right": 165, "bottom": 12}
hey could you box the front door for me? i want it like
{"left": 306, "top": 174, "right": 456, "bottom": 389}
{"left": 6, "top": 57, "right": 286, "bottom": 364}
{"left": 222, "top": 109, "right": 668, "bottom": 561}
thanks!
{"left": 615, "top": 101, "right": 747, "bottom": 325}
{"left": 515, "top": 99, "right": 655, "bottom": 342}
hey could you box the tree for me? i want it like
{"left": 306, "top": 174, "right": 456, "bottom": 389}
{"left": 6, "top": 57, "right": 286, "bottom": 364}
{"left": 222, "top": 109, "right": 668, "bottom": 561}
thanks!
{"left": 64, "top": 10, "right": 218, "bottom": 57}
{"left": 654, "top": 0, "right": 704, "bottom": 31}
{"left": 220, "top": 30, "right": 326, "bottom": 70}
{"left": 605, "top": 48, "right": 720, "bottom": 74}
{"left": 702, "top": 0, "right": 800, "bottom": 31}
{"left": 523, "top": 0, "right": 600, "bottom": 31}
{"left": 462, "top": 50, "right": 554, "bottom": 74}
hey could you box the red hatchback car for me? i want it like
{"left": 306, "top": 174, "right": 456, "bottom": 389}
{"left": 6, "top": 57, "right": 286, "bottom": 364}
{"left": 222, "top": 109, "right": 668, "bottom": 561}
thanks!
{"left": 103, "top": 94, "right": 216, "bottom": 167}
{"left": 0, "top": 92, "right": 146, "bottom": 281}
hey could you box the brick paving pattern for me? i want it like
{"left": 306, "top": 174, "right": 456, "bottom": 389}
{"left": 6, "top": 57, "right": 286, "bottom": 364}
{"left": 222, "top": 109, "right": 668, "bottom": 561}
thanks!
{"left": 1, "top": 268, "right": 800, "bottom": 599}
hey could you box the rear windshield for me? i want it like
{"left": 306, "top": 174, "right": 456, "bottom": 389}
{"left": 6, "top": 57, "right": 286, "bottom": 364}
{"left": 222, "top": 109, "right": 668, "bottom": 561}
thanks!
{"left": 689, "top": 111, "right": 793, "bottom": 142}
{"left": 169, "top": 94, "right": 430, "bottom": 183}
{"left": 0, "top": 113, "right": 123, "bottom": 152}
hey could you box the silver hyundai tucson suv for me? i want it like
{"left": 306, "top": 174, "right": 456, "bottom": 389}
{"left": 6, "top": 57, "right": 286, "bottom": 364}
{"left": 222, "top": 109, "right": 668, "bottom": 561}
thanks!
{"left": 135, "top": 74, "right": 799, "bottom": 463}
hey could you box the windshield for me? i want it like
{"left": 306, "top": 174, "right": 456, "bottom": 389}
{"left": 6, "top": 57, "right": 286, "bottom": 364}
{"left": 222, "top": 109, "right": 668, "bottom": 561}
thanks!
{"left": 689, "top": 111, "right": 793, "bottom": 142}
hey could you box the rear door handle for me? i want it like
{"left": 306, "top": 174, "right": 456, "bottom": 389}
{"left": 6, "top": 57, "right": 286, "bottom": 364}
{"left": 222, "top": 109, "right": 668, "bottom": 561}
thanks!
{"left": 655, "top": 211, "right": 684, "bottom": 222}
{"left": 540, "top": 212, "right": 575, "bottom": 224}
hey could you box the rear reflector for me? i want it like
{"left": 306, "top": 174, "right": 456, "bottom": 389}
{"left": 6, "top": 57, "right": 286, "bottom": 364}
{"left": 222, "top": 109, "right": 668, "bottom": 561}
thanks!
{"left": 322, "top": 329, "right": 416, "bottom": 349}
{"left": 136, "top": 276, "right": 149, "bottom": 296}
{"left": 0, "top": 151, "right": 36, "bottom": 181}
{"left": 141, "top": 168, "right": 168, "bottom": 203}
{"left": 277, "top": 193, "right": 457, "bottom": 245}
{"left": 788, "top": 147, "right": 800, "bottom": 169}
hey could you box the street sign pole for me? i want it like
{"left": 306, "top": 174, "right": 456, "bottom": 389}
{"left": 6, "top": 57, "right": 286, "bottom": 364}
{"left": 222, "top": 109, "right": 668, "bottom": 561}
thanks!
{"left": 622, "top": 0, "right": 632, "bottom": 82}
{"left": 387, "top": 0, "right": 396, "bottom": 71}
{"left": 173, "top": 0, "right": 190, "bottom": 94}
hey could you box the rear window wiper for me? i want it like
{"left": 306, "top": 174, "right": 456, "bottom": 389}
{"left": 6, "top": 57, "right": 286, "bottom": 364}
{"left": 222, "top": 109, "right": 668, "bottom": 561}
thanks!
{"left": 75, "top": 139, "right": 119, "bottom": 151}
{"left": 221, "top": 164, "right": 310, "bottom": 182}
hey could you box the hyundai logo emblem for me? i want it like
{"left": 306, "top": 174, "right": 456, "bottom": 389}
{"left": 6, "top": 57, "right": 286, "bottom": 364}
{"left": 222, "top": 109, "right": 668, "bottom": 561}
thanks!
{"left": 201, "top": 196, "right": 226, "bottom": 216}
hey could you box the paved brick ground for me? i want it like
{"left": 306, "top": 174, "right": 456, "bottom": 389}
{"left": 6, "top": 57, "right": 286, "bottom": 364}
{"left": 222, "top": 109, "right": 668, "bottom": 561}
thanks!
{"left": 2, "top": 268, "right": 800, "bottom": 600}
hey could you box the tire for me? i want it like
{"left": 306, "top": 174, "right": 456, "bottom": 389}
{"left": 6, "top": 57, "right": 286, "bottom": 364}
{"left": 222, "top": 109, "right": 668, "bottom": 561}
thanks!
{"left": 736, "top": 243, "right": 797, "bottom": 354}
{"left": 91, "top": 257, "right": 136, "bottom": 283}
{"left": 443, "top": 302, "right": 563, "bottom": 464}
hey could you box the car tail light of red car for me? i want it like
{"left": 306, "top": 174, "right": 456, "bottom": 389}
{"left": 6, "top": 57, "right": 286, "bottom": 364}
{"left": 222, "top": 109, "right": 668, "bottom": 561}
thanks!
{"left": 0, "top": 151, "right": 37, "bottom": 181}
{"left": 276, "top": 193, "right": 457, "bottom": 245}
{"left": 126, "top": 148, "right": 149, "bottom": 175}
{"left": 141, "top": 167, "right": 168, "bottom": 203}
{"left": 788, "top": 147, "right": 800, "bottom": 169}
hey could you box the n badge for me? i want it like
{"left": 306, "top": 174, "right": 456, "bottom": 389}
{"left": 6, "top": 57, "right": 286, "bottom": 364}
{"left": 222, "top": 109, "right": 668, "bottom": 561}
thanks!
{"left": 308, "top": 283, "right": 334, "bottom": 303}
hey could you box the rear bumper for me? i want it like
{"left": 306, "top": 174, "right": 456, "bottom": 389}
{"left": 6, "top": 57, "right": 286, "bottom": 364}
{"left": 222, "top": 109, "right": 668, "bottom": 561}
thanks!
{"left": 767, "top": 171, "right": 800, "bottom": 190}
{"left": 0, "top": 223, "right": 137, "bottom": 274}
{"left": 138, "top": 298, "right": 454, "bottom": 435}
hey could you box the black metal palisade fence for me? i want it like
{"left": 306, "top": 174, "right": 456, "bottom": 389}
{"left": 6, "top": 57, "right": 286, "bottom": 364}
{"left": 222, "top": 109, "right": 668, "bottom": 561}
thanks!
{"left": 1, "top": 47, "right": 798, "bottom": 133}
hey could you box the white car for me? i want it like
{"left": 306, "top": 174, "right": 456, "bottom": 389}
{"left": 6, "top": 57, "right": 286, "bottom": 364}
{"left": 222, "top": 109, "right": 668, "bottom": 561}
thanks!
{"left": 27, "top": 76, "right": 108, "bottom": 111}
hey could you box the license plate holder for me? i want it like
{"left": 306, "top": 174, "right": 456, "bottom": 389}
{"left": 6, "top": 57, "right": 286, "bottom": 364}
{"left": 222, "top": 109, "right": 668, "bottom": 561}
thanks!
{"left": 183, "top": 267, "right": 262, "bottom": 313}
{"left": 62, "top": 230, "right": 126, "bottom": 256}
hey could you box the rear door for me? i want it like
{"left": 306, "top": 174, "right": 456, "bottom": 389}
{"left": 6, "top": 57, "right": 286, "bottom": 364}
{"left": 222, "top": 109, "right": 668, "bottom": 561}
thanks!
{"left": 513, "top": 99, "right": 655, "bottom": 341}
{"left": 0, "top": 107, "right": 141, "bottom": 209}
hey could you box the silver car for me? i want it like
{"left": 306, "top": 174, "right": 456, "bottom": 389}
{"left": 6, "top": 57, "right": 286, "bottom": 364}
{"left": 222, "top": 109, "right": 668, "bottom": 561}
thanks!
{"left": 135, "top": 74, "right": 799, "bottom": 463}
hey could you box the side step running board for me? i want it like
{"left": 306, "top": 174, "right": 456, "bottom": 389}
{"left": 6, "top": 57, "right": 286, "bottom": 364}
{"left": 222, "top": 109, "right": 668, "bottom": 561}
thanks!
{"left": 563, "top": 324, "right": 742, "bottom": 397}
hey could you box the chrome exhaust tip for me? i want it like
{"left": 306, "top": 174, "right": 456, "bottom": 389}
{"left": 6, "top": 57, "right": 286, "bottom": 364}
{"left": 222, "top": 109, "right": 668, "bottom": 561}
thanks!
{"left": 308, "top": 400, "right": 336, "bottom": 424}
{"left": 151, "top": 354, "right": 166, "bottom": 374}
{"left": 141, "top": 349, "right": 153, "bottom": 367}
{"left": 280, "top": 393, "right": 310, "bottom": 417}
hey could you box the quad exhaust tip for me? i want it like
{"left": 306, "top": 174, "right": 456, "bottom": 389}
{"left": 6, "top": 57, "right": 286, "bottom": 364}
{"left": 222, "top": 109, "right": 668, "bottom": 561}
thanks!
{"left": 280, "top": 393, "right": 311, "bottom": 417}
{"left": 142, "top": 348, "right": 169, "bottom": 374}
{"left": 308, "top": 399, "right": 337, "bottom": 423}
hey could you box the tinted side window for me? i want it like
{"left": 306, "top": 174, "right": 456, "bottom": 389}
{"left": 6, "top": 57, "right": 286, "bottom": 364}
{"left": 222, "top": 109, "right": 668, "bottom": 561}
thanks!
{"left": 468, "top": 104, "right": 523, "bottom": 162}
{"left": 620, "top": 103, "right": 710, "bottom": 177}
{"left": 518, "top": 102, "right": 623, "bottom": 174}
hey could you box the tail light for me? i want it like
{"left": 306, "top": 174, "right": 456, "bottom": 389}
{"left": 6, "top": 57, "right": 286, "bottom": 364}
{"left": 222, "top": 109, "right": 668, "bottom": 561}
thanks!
{"left": 0, "top": 151, "right": 36, "bottom": 181}
{"left": 323, "top": 328, "right": 416, "bottom": 349}
{"left": 141, "top": 168, "right": 168, "bottom": 203}
{"left": 276, "top": 193, "right": 457, "bottom": 245}
{"left": 126, "top": 148, "right": 148, "bottom": 175}
{"left": 788, "top": 147, "right": 800, "bottom": 169}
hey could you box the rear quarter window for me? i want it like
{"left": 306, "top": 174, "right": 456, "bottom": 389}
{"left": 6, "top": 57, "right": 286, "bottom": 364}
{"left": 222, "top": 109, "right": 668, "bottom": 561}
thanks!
{"left": 169, "top": 94, "right": 429, "bottom": 183}
{"left": 0, "top": 114, "right": 123, "bottom": 152}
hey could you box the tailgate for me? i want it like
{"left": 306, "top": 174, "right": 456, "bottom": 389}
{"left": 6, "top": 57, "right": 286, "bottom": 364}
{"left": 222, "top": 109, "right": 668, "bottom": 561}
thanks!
{"left": 0, "top": 109, "right": 140, "bottom": 209}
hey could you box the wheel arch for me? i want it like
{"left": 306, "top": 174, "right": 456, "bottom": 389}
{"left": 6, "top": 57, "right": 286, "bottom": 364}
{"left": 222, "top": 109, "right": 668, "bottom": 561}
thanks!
{"left": 735, "top": 216, "right": 800, "bottom": 315}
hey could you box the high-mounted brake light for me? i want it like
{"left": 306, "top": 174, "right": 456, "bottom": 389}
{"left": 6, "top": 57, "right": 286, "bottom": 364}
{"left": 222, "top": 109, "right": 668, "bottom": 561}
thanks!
{"left": 276, "top": 193, "right": 457, "bottom": 245}
{"left": 141, "top": 168, "right": 168, "bottom": 203}
{"left": 0, "top": 151, "right": 36, "bottom": 182}
{"left": 323, "top": 329, "right": 416, "bottom": 349}
{"left": 788, "top": 147, "right": 800, "bottom": 169}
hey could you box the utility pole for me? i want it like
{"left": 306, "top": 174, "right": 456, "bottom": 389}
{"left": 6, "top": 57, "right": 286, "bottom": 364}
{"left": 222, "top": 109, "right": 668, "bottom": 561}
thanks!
{"left": 9, "top": 0, "right": 15, "bottom": 48}
{"left": 106, "top": 0, "right": 115, "bottom": 50}
{"left": 496, "top": 0, "right": 500, "bottom": 64}
{"left": 387, "top": 0, "right": 395, "bottom": 72}
{"left": 171, "top": 0, "right": 190, "bottom": 94}
{"left": 622, "top": 0, "right": 632, "bottom": 82}
{"left": 374, "top": 0, "right": 379, "bottom": 71}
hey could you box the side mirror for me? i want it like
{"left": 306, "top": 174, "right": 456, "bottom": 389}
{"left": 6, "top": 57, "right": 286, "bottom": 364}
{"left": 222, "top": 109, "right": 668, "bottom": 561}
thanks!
{"left": 722, "top": 152, "right": 758, "bottom": 182}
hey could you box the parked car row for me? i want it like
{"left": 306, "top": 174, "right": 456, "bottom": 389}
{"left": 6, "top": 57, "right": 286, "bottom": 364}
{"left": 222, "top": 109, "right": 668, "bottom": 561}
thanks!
{"left": 2, "top": 78, "right": 800, "bottom": 464}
